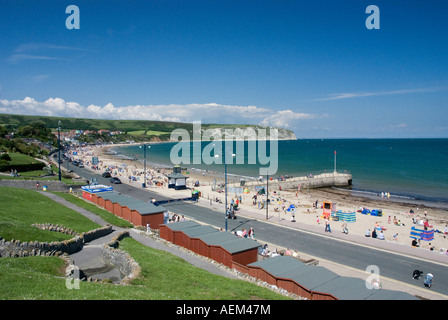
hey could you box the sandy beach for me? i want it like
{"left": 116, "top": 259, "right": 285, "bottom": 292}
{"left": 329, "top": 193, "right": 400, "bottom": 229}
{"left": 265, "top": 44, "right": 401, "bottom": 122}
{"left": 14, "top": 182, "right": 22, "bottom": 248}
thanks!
{"left": 73, "top": 143, "right": 448, "bottom": 258}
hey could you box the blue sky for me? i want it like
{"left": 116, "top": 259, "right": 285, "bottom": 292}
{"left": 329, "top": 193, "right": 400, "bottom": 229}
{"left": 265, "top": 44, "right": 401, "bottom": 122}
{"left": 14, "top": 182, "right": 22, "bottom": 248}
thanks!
{"left": 0, "top": 0, "right": 447, "bottom": 138}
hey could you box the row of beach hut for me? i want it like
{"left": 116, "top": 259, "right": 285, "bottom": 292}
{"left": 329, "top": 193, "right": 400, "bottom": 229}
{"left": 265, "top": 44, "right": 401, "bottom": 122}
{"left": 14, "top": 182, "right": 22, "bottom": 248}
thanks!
{"left": 81, "top": 186, "right": 168, "bottom": 228}
{"left": 159, "top": 220, "right": 418, "bottom": 300}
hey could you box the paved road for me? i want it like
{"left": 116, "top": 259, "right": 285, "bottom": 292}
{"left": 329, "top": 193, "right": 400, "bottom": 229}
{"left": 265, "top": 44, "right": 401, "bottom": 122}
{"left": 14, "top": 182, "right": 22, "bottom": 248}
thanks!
{"left": 71, "top": 164, "right": 448, "bottom": 297}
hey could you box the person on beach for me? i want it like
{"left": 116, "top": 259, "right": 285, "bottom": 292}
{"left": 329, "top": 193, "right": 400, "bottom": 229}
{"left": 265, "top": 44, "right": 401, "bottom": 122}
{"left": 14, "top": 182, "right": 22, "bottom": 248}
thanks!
{"left": 412, "top": 239, "right": 419, "bottom": 247}
{"left": 325, "top": 218, "right": 331, "bottom": 232}
{"left": 342, "top": 221, "right": 349, "bottom": 234}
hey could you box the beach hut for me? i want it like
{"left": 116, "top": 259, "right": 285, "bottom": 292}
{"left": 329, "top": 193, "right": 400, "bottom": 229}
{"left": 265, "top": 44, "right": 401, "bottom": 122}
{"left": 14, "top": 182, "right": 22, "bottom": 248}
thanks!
{"left": 159, "top": 221, "right": 261, "bottom": 267}
{"left": 245, "top": 256, "right": 418, "bottom": 300}
{"left": 159, "top": 220, "right": 200, "bottom": 243}
{"left": 85, "top": 191, "right": 167, "bottom": 229}
{"left": 81, "top": 184, "right": 113, "bottom": 201}
{"left": 322, "top": 201, "right": 333, "bottom": 219}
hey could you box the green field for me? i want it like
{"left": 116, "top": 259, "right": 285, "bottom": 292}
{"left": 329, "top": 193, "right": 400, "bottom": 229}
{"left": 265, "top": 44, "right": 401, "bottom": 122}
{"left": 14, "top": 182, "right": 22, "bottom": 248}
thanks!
{"left": 0, "top": 186, "right": 289, "bottom": 300}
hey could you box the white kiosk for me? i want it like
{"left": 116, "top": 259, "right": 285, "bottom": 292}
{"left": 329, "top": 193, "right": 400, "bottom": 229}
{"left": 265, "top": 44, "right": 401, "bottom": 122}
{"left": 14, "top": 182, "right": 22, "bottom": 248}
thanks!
{"left": 167, "top": 165, "right": 188, "bottom": 190}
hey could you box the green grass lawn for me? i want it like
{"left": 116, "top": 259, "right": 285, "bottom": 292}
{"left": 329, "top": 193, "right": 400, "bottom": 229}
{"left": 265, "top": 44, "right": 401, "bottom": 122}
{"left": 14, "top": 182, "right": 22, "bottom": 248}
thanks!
{"left": 0, "top": 186, "right": 100, "bottom": 242}
{"left": 0, "top": 156, "right": 83, "bottom": 185}
{"left": 4, "top": 152, "right": 40, "bottom": 165}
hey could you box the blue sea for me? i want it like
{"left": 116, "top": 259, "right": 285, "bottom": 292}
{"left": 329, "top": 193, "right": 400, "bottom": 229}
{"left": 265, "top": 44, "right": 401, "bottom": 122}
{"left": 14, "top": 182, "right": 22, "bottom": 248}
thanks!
{"left": 113, "top": 139, "right": 448, "bottom": 206}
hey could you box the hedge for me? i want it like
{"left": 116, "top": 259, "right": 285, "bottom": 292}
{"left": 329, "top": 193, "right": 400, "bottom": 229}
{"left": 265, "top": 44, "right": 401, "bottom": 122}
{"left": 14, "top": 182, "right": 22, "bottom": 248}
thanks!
{"left": 0, "top": 162, "right": 46, "bottom": 173}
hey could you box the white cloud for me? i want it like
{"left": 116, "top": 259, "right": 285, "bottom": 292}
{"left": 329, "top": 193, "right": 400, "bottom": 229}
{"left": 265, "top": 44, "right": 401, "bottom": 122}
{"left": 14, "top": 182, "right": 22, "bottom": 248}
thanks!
{"left": 315, "top": 86, "right": 448, "bottom": 101}
{"left": 14, "top": 43, "right": 93, "bottom": 53}
{"left": 258, "top": 110, "right": 322, "bottom": 128}
{"left": 0, "top": 97, "right": 319, "bottom": 129}
{"left": 7, "top": 54, "right": 60, "bottom": 64}
{"left": 7, "top": 43, "right": 94, "bottom": 64}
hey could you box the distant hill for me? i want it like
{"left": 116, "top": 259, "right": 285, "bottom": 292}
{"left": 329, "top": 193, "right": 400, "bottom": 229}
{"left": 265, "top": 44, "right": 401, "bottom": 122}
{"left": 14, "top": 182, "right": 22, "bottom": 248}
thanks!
{"left": 0, "top": 113, "right": 297, "bottom": 142}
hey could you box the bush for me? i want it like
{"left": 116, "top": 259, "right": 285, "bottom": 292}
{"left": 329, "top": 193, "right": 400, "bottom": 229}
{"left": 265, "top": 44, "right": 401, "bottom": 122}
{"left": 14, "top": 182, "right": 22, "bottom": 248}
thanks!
{"left": 0, "top": 162, "right": 46, "bottom": 173}
{"left": 0, "top": 152, "right": 46, "bottom": 173}
{"left": 0, "top": 153, "right": 12, "bottom": 161}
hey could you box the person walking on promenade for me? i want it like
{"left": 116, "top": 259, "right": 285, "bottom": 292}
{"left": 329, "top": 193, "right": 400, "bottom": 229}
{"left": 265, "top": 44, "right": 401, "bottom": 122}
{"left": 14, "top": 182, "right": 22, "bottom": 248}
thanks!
{"left": 342, "top": 220, "right": 348, "bottom": 234}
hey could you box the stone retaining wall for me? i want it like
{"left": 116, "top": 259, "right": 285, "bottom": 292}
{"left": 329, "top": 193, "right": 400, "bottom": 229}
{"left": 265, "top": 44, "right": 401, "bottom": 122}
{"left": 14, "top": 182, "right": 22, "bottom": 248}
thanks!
{"left": 0, "top": 179, "right": 82, "bottom": 192}
{"left": 0, "top": 225, "right": 112, "bottom": 257}
{"left": 101, "top": 230, "right": 141, "bottom": 284}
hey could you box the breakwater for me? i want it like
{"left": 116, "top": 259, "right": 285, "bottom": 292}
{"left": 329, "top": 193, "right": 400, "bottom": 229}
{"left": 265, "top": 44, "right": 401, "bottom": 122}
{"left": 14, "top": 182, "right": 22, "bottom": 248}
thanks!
{"left": 235, "top": 172, "right": 353, "bottom": 191}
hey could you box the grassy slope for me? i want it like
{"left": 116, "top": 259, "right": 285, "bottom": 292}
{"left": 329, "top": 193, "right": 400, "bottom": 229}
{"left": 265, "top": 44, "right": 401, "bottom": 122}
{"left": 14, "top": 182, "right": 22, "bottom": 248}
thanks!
{"left": 0, "top": 237, "right": 288, "bottom": 300}
{"left": 0, "top": 186, "right": 100, "bottom": 241}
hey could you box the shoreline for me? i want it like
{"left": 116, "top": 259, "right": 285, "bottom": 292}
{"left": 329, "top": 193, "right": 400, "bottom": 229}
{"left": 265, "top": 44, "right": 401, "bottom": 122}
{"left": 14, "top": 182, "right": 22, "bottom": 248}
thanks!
{"left": 326, "top": 187, "right": 448, "bottom": 211}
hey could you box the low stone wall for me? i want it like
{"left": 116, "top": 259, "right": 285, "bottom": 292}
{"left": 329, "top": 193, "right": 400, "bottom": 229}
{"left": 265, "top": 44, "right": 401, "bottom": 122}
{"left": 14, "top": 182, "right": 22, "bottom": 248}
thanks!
{"left": 0, "top": 225, "right": 112, "bottom": 258}
{"left": 101, "top": 230, "right": 141, "bottom": 284}
{"left": 32, "top": 223, "right": 79, "bottom": 236}
{"left": 0, "top": 179, "right": 83, "bottom": 192}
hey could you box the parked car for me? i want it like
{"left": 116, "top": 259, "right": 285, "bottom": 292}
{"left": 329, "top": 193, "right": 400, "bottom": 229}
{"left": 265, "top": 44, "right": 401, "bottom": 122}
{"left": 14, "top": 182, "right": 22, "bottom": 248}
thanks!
{"left": 110, "top": 177, "right": 121, "bottom": 184}
{"left": 102, "top": 172, "right": 111, "bottom": 178}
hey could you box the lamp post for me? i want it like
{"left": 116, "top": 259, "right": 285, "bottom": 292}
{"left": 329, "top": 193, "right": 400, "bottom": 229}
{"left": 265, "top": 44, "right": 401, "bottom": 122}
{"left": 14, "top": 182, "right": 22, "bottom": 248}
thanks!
{"left": 334, "top": 150, "right": 337, "bottom": 174}
{"left": 140, "top": 144, "right": 151, "bottom": 188}
{"left": 58, "top": 121, "right": 61, "bottom": 181}
{"left": 215, "top": 146, "right": 235, "bottom": 232}
{"left": 266, "top": 174, "right": 269, "bottom": 220}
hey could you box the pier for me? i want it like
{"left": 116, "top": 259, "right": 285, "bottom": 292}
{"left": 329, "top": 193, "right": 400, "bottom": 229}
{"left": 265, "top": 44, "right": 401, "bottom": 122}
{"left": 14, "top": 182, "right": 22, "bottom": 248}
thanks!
{"left": 230, "top": 172, "right": 353, "bottom": 191}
